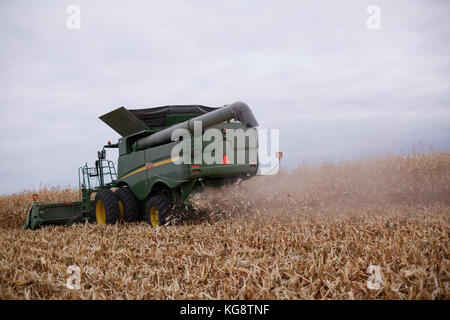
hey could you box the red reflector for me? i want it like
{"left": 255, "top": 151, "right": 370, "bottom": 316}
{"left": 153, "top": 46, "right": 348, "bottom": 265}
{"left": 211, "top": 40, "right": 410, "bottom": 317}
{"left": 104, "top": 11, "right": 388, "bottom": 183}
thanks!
{"left": 222, "top": 154, "right": 231, "bottom": 165}
{"left": 65, "top": 202, "right": 72, "bottom": 205}
{"left": 192, "top": 170, "right": 200, "bottom": 174}
{"left": 191, "top": 164, "right": 199, "bottom": 169}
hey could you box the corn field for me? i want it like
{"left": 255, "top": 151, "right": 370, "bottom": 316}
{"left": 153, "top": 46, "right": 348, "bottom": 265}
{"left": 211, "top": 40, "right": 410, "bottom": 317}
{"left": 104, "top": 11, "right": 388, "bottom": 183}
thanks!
{"left": 0, "top": 151, "right": 448, "bottom": 299}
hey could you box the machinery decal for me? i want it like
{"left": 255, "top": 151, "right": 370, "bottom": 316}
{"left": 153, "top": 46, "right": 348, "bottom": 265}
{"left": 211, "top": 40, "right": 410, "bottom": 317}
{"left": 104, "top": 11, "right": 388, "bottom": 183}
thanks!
{"left": 120, "top": 157, "right": 180, "bottom": 180}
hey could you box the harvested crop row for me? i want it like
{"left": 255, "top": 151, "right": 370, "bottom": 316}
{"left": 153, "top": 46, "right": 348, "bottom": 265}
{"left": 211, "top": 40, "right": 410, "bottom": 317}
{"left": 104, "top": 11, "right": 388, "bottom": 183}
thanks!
{"left": 0, "top": 151, "right": 448, "bottom": 299}
{"left": 0, "top": 206, "right": 448, "bottom": 299}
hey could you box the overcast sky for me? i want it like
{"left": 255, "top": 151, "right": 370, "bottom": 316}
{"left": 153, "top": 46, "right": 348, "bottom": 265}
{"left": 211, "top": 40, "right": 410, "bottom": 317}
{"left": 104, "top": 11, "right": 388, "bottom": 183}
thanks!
{"left": 0, "top": 0, "right": 449, "bottom": 194}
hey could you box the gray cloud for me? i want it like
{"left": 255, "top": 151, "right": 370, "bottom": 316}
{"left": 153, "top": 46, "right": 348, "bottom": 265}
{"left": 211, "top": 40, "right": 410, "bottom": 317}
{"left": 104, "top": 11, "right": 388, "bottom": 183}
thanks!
{"left": 0, "top": 0, "right": 449, "bottom": 194}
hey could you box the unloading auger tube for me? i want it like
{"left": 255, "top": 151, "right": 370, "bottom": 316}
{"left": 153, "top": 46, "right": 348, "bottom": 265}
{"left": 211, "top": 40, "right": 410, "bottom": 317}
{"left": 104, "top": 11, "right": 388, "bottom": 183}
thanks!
{"left": 134, "top": 101, "right": 259, "bottom": 150}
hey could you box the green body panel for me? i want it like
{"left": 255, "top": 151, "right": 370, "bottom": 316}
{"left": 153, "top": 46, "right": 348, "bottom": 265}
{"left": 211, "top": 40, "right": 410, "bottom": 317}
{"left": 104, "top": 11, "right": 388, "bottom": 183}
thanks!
{"left": 117, "top": 150, "right": 148, "bottom": 200}
{"left": 144, "top": 141, "right": 191, "bottom": 188}
{"left": 116, "top": 122, "right": 258, "bottom": 202}
{"left": 117, "top": 141, "right": 192, "bottom": 201}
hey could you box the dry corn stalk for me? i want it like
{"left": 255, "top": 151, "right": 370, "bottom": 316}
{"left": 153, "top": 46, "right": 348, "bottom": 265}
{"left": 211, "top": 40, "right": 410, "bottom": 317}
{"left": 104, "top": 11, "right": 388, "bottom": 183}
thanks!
{"left": 0, "top": 151, "right": 448, "bottom": 299}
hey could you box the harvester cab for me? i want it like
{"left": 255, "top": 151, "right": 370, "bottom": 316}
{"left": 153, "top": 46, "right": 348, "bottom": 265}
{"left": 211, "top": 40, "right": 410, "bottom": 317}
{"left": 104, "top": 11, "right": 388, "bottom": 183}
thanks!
{"left": 24, "top": 101, "right": 276, "bottom": 230}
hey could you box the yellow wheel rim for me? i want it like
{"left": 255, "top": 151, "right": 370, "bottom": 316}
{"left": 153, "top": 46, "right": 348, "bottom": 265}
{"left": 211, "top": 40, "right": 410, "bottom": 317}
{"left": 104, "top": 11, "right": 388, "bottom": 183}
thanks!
{"left": 149, "top": 206, "right": 160, "bottom": 227}
{"left": 95, "top": 200, "right": 106, "bottom": 225}
{"left": 118, "top": 201, "right": 124, "bottom": 220}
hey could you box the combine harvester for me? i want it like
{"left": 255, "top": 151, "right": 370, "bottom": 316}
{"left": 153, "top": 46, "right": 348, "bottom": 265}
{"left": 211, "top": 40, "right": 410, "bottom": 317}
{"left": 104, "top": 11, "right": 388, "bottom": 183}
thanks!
{"left": 24, "top": 102, "right": 281, "bottom": 230}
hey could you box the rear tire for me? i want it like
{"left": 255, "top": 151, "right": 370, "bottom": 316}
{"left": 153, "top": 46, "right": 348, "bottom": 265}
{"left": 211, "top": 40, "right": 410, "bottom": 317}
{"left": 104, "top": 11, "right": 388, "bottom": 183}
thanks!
{"left": 145, "top": 192, "right": 173, "bottom": 227}
{"left": 115, "top": 187, "right": 140, "bottom": 222}
{"left": 95, "top": 189, "right": 120, "bottom": 225}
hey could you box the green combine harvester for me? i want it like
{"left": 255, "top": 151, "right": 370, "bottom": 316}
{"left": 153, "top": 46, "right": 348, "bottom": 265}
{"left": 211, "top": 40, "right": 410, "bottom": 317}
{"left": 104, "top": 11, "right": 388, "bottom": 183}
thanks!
{"left": 24, "top": 101, "right": 271, "bottom": 230}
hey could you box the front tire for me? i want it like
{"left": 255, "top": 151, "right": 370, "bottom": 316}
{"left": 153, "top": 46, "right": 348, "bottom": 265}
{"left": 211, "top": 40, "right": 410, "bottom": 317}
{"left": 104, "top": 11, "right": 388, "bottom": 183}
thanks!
{"left": 145, "top": 192, "right": 173, "bottom": 227}
{"left": 95, "top": 189, "right": 120, "bottom": 225}
{"left": 115, "top": 187, "right": 140, "bottom": 222}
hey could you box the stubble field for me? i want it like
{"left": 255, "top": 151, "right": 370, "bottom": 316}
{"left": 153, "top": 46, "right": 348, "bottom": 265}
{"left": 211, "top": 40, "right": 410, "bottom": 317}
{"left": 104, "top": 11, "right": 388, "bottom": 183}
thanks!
{"left": 0, "top": 151, "right": 448, "bottom": 299}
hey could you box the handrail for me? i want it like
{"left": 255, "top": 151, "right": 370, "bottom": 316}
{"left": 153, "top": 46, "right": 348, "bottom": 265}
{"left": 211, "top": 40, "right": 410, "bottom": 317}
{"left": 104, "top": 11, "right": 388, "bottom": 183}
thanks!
{"left": 78, "top": 160, "right": 117, "bottom": 195}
